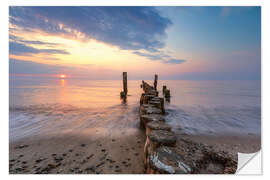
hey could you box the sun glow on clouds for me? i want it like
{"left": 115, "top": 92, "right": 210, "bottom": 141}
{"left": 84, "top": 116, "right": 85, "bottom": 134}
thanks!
{"left": 9, "top": 7, "right": 188, "bottom": 75}
{"left": 10, "top": 29, "right": 156, "bottom": 70}
{"left": 9, "top": 29, "right": 205, "bottom": 79}
{"left": 9, "top": 7, "right": 260, "bottom": 80}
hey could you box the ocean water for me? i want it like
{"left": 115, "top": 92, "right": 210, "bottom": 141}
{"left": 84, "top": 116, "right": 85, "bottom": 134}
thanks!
{"left": 9, "top": 77, "right": 261, "bottom": 142}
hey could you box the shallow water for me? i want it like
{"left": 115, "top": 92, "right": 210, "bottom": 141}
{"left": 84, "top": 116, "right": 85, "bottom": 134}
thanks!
{"left": 161, "top": 80, "right": 261, "bottom": 136}
{"left": 9, "top": 77, "right": 261, "bottom": 142}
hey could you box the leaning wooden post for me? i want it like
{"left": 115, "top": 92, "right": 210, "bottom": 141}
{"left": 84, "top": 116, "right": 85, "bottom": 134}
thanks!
{"left": 154, "top": 74, "right": 158, "bottom": 90}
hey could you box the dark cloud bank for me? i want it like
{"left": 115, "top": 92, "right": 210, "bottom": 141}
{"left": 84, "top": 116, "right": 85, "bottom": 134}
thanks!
{"left": 9, "top": 6, "right": 186, "bottom": 64}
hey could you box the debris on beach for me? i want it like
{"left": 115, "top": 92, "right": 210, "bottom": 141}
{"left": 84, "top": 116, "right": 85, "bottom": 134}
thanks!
{"left": 15, "top": 144, "right": 29, "bottom": 149}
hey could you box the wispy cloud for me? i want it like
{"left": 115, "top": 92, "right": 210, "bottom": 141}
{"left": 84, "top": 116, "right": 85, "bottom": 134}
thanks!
{"left": 133, "top": 51, "right": 186, "bottom": 64}
{"left": 9, "top": 58, "right": 63, "bottom": 74}
{"left": 133, "top": 51, "right": 169, "bottom": 61}
{"left": 9, "top": 41, "right": 69, "bottom": 56}
{"left": 164, "top": 59, "right": 186, "bottom": 64}
{"left": 9, "top": 35, "right": 59, "bottom": 46}
{"left": 9, "top": 58, "right": 121, "bottom": 79}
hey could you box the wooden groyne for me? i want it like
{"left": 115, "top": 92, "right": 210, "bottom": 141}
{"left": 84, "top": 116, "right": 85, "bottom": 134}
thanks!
{"left": 118, "top": 72, "right": 238, "bottom": 174}
{"left": 138, "top": 76, "right": 237, "bottom": 174}
{"left": 139, "top": 78, "right": 192, "bottom": 174}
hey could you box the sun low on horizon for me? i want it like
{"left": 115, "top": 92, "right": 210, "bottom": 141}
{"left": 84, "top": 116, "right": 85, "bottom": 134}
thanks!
{"left": 9, "top": 6, "right": 261, "bottom": 80}
{"left": 59, "top": 74, "right": 66, "bottom": 79}
{"left": 8, "top": 5, "right": 262, "bottom": 176}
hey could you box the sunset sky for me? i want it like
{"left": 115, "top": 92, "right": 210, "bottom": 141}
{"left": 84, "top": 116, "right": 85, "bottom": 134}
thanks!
{"left": 9, "top": 6, "right": 261, "bottom": 80}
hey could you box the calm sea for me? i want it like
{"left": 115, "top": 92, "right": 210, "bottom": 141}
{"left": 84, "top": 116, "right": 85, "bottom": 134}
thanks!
{"left": 9, "top": 77, "right": 261, "bottom": 142}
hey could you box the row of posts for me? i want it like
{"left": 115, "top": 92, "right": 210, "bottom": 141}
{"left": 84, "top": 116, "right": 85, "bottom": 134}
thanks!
{"left": 139, "top": 77, "right": 187, "bottom": 173}
{"left": 120, "top": 72, "right": 171, "bottom": 101}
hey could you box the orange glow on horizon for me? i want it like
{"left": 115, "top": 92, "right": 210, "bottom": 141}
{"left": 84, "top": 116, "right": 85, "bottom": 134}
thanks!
{"left": 60, "top": 74, "right": 66, "bottom": 78}
{"left": 9, "top": 25, "right": 192, "bottom": 78}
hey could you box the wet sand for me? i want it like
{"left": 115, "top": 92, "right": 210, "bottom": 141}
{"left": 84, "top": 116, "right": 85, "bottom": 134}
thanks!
{"left": 9, "top": 130, "right": 260, "bottom": 174}
{"left": 9, "top": 102, "right": 261, "bottom": 174}
{"left": 9, "top": 131, "right": 146, "bottom": 174}
{"left": 177, "top": 133, "right": 261, "bottom": 161}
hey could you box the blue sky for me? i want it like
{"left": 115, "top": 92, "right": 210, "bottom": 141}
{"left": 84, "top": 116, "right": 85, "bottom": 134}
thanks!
{"left": 9, "top": 6, "right": 261, "bottom": 80}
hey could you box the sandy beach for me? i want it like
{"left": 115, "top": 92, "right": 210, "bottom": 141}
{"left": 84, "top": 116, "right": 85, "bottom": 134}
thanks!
{"left": 9, "top": 130, "right": 146, "bottom": 174}
{"left": 8, "top": 5, "right": 262, "bottom": 175}
{"left": 8, "top": 79, "right": 261, "bottom": 174}
{"left": 9, "top": 128, "right": 260, "bottom": 174}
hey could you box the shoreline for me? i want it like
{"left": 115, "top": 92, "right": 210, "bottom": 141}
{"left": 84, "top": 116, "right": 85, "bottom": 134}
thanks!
{"left": 9, "top": 131, "right": 146, "bottom": 174}
{"left": 9, "top": 131, "right": 260, "bottom": 174}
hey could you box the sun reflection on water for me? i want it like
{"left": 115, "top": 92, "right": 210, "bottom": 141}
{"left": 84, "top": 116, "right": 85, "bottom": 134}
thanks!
{"left": 61, "top": 79, "right": 65, "bottom": 87}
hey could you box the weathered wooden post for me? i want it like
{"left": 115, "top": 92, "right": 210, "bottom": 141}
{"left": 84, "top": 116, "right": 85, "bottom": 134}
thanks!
{"left": 154, "top": 74, "right": 158, "bottom": 90}
{"left": 141, "top": 80, "right": 144, "bottom": 88}
{"left": 165, "top": 89, "right": 170, "bottom": 98}
{"left": 120, "top": 72, "right": 128, "bottom": 99}
{"left": 123, "top": 72, "right": 127, "bottom": 95}
{"left": 162, "top": 85, "right": 167, "bottom": 94}
{"left": 160, "top": 97, "right": 165, "bottom": 114}
{"left": 164, "top": 89, "right": 171, "bottom": 102}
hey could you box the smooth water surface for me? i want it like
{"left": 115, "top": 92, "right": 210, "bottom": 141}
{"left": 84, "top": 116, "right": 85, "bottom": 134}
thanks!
{"left": 9, "top": 77, "right": 261, "bottom": 142}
